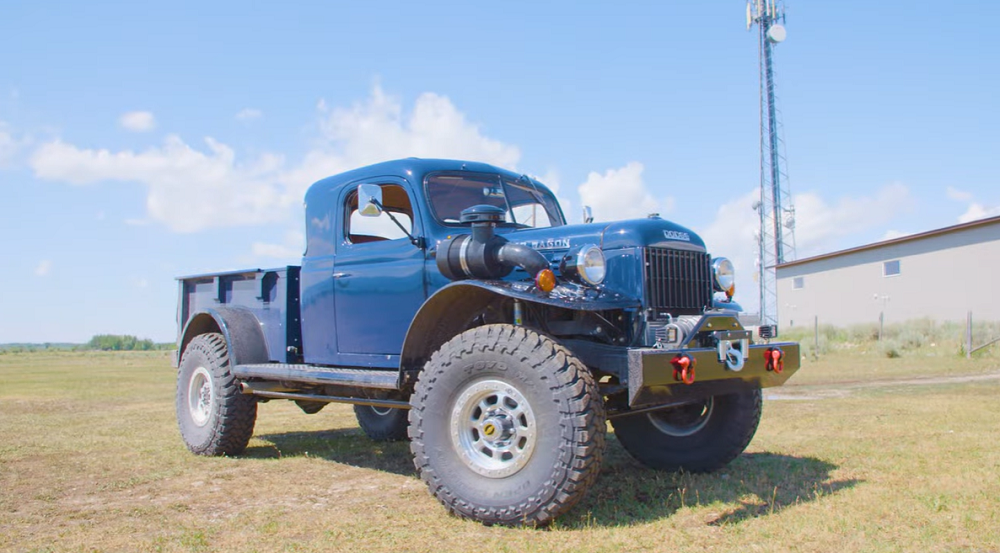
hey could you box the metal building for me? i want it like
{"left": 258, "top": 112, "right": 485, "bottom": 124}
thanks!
{"left": 775, "top": 215, "right": 1000, "bottom": 329}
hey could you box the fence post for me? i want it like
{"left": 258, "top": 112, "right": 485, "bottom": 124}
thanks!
{"left": 813, "top": 316, "right": 819, "bottom": 361}
{"left": 967, "top": 311, "right": 973, "bottom": 359}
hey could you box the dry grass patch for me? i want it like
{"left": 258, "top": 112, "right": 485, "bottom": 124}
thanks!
{"left": 1, "top": 350, "right": 998, "bottom": 552}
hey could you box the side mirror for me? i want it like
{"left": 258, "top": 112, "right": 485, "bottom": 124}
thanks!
{"left": 358, "top": 184, "right": 383, "bottom": 217}
{"left": 582, "top": 206, "right": 594, "bottom": 224}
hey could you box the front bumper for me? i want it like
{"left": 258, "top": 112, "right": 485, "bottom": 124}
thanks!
{"left": 562, "top": 313, "right": 801, "bottom": 408}
{"left": 625, "top": 341, "right": 800, "bottom": 406}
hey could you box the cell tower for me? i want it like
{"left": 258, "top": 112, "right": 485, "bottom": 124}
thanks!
{"left": 748, "top": 0, "right": 796, "bottom": 330}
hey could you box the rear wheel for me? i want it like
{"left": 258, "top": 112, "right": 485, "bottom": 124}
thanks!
{"left": 354, "top": 405, "right": 408, "bottom": 441}
{"left": 176, "top": 333, "right": 257, "bottom": 456}
{"left": 409, "top": 324, "right": 606, "bottom": 526}
{"left": 611, "top": 388, "right": 762, "bottom": 473}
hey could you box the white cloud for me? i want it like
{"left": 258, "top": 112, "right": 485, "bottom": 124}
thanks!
{"left": 577, "top": 162, "right": 671, "bottom": 222}
{"left": 0, "top": 124, "right": 17, "bottom": 166}
{"left": 946, "top": 186, "right": 972, "bottom": 202}
{"left": 945, "top": 186, "right": 1000, "bottom": 223}
{"left": 119, "top": 111, "right": 156, "bottom": 132}
{"left": 30, "top": 136, "right": 287, "bottom": 232}
{"left": 33, "top": 86, "right": 522, "bottom": 235}
{"left": 696, "top": 188, "right": 760, "bottom": 304}
{"left": 280, "top": 86, "right": 520, "bottom": 202}
{"left": 35, "top": 260, "right": 52, "bottom": 277}
{"left": 697, "top": 183, "right": 914, "bottom": 313}
{"left": 792, "top": 183, "right": 913, "bottom": 256}
{"left": 958, "top": 203, "right": 1000, "bottom": 224}
{"left": 251, "top": 242, "right": 301, "bottom": 259}
{"left": 236, "top": 108, "right": 262, "bottom": 122}
{"left": 881, "top": 229, "right": 910, "bottom": 241}
{"left": 251, "top": 230, "right": 305, "bottom": 260}
{"left": 0, "top": 121, "right": 30, "bottom": 168}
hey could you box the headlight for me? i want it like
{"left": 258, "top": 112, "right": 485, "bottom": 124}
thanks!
{"left": 560, "top": 244, "right": 606, "bottom": 286}
{"left": 712, "top": 257, "right": 735, "bottom": 296}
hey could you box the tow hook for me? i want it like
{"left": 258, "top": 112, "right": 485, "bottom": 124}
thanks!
{"left": 765, "top": 347, "right": 784, "bottom": 374}
{"left": 671, "top": 354, "right": 696, "bottom": 385}
{"left": 714, "top": 331, "right": 750, "bottom": 372}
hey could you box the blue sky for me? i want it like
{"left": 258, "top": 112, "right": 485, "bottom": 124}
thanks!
{"left": 1, "top": 0, "right": 998, "bottom": 342}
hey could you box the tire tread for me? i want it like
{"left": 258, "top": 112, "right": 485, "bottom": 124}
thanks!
{"left": 408, "top": 324, "right": 605, "bottom": 526}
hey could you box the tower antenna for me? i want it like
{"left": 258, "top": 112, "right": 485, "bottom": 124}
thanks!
{"left": 748, "top": 0, "right": 796, "bottom": 332}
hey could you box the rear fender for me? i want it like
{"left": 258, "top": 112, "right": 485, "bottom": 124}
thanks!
{"left": 176, "top": 307, "right": 270, "bottom": 368}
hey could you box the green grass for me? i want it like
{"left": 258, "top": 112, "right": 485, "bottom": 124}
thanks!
{"left": 1, "top": 350, "right": 998, "bottom": 552}
{"left": 781, "top": 317, "right": 1000, "bottom": 360}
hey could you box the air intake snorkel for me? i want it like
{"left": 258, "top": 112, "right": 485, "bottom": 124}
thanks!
{"left": 437, "top": 205, "right": 551, "bottom": 284}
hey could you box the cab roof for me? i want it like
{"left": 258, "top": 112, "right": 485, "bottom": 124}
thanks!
{"left": 304, "top": 158, "right": 556, "bottom": 202}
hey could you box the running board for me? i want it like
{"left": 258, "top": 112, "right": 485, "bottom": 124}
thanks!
{"left": 232, "top": 363, "right": 399, "bottom": 390}
{"left": 241, "top": 387, "right": 410, "bottom": 410}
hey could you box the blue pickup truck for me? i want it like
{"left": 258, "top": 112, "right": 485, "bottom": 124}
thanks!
{"left": 174, "top": 158, "right": 799, "bottom": 526}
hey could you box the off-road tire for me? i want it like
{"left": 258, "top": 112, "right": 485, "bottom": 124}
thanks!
{"left": 176, "top": 333, "right": 257, "bottom": 456}
{"left": 611, "top": 388, "right": 762, "bottom": 473}
{"left": 409, "top": 324, "right": 606, "bottom": 527}
{"left": 354, "top": 405, "right": 409, "bottom": 441}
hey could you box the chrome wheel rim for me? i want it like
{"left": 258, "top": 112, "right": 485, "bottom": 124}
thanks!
{"left": 450, "top": 379, "right": 537, "bottom": 478}
{"left": 647, "top": 397, "right": 714, "bottom": 437}
{"left": 187, "top": 366, "right": 214, "bottom": 427}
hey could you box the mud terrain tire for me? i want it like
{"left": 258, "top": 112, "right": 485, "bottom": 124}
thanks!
{"left": 409, "top": 324, "right": 606, "bottom": 526}
{"left": 611, "top": 388, "right": 762, "bottom": 473}
{"left": 176, "top": 333, "right": 257, "bottom": 456}
{"left": 354, "top": 405, "right": 409, "bottom": 441}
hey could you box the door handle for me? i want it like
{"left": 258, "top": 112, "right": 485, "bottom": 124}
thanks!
{"left": 333, "top": 272, "right": 351, "bottom": 279}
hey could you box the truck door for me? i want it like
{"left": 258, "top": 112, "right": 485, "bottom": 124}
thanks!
{"left": 333, "top": 180, "right": 426, "bottom": 362}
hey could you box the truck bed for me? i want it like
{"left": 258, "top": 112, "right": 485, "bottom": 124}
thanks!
{"left": 176, "top": 266, "right": 301, "bottom": 363}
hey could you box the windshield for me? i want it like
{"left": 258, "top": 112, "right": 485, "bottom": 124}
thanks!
{"left": 424, "top": 172, "right": 565, "bottom": 228}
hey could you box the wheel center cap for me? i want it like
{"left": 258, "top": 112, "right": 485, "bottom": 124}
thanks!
{"left": 481, "top": 414, "right": 513, "bottom": 443}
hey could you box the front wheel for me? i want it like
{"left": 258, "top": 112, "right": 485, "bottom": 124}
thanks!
{"left": 176, "top": 333, "right": 257, "bottom": 456}
{"left": 610, "top": 388, "right": 762, "bottom": 473}
{"left": 409, "top": 325, "right": 606, "bottom": 526}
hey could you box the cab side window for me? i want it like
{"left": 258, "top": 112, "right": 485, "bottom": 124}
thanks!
{"left": 346, "top": 184, "right": 414, "bottom": 244}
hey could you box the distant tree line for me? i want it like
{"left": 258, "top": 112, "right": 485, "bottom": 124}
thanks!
{"left": 86, "top": 334, "right": 170, "bottom": 351}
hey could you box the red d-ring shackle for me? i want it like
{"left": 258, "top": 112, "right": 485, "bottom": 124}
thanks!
{"left": 765, "top": 347, "right": 784, "bottom": 374}
{"left": 671, "top": 354, "right": 696, "bottom": 385}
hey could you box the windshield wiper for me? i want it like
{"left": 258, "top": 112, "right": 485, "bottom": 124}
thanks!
{"left": 496, "top": 174, "right": 518, "bottom": 225}
{"left": 518, "top": 173, "right": 546, "bottom": 205}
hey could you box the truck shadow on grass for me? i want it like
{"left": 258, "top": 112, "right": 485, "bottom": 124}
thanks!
{"left": 562, "top": 446, "right": 861, "bottom": 528}
{"left": 246, "top": 429, "right": 859, "bottom": 528}
{"left": 246, "top": 427, "right": 415, "bottom": 476}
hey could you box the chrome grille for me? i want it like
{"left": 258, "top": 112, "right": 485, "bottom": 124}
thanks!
{"left": 643, "top": 248, "right": 713, "bottom": 315}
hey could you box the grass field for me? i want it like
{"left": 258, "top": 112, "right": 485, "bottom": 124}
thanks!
{"left": 1, "top": 347, "right": 998, "bottom": 553}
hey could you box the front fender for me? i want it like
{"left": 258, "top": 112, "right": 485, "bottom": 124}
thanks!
{"left": 399, "top": 280, "right": 639, "bottom": 373}
{"left": 176, "top": 306, "right": 270, "bottom": 367}
{"left": 466, "top": 279, "right": 641, "bottom": 312}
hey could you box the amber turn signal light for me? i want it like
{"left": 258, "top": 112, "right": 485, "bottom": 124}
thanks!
{"left": 535, "top": 269, "right": 557, "bottom": 293}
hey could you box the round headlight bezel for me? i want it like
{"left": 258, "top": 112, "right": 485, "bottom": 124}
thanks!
{"left": 560, "top": 244, "right": 606, "bottom": 286}
{"left": 712, "top": 257, "right": 735, "bottom": 294}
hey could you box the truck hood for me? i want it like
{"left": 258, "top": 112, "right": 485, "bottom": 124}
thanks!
{"left": 496, "top": 217, "right": 706, "bottom": 255}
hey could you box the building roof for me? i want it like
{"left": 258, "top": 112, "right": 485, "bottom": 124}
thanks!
{"left": 776, "top": 214, "right": 1000, "bottom": 270}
